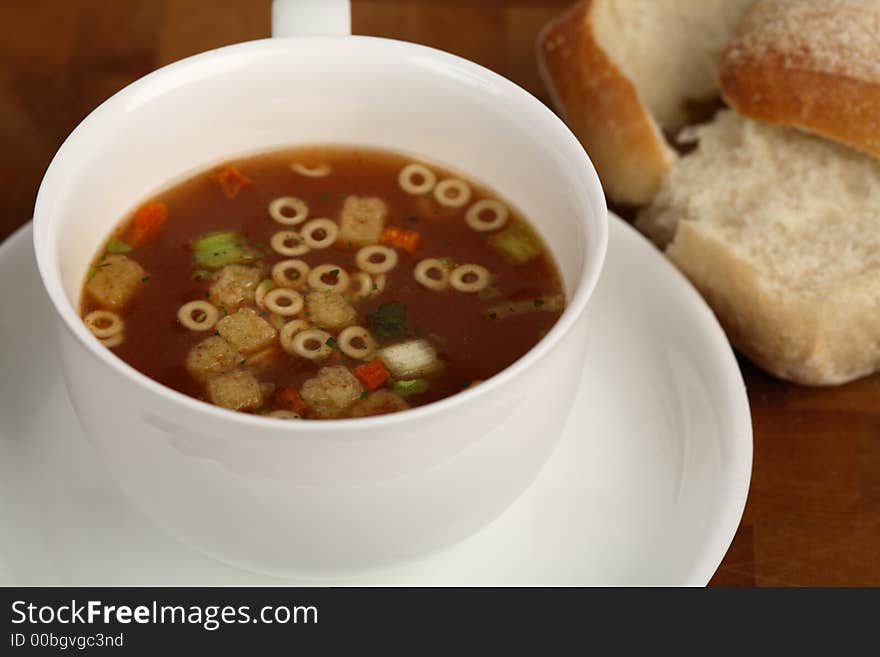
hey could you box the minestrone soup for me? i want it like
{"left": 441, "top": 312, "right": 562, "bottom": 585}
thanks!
{"left": 80, "top": 146, "right": 565, "bottom": 419}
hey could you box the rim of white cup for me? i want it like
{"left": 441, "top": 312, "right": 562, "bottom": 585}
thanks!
{"left": 33, "top": 36, "right": 609, "bottom": 435}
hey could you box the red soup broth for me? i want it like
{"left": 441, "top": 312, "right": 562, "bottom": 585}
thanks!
{"left": 80, "top": 146, "right": 565, "bottom": 419}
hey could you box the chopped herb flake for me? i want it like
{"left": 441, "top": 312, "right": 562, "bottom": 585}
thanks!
{"left": 141, "top": 275, "right": 150, "bottom": 283}
{"left": 368, "top": 301, "right": 407, "bottom": 339}
{"left": 533, "top": 298, "right": 545, "bottom": 307}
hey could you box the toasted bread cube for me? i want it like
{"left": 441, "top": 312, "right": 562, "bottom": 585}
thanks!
{"left": 349, "top": 390, "right": 409, "bottom": 418}
{"left": 216, "top": 308, "right": 277, "bottom": 355}
{"left": 85, "top": 254, "right": 146, "bottom": 310}
{"left": 246, "top": 346, "right": 282, "bottom": 370}
{"left": 306, "top": 291, "right": 357, "bottom": 331}
{"left": 379, "top": 339, "right": 441, "bottom": 378}
{"left": 207, "top": 370, "right": 263, "bottom": 411}
{"left": 300, "top": 366, "right": 363, "bottom": 418}
{"left": 208, "top": 264, "right": 262, "bottom": 311}
{"left": 186, "top": 336, "right": 245, "bottom": 382}
{"left": 338, "top": 196, "right": 387, "bottom": 246}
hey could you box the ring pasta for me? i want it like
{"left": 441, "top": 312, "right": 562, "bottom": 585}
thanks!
{"left": 272, "top": 259, "right": 310, "bottom": 289}
{"left": 268, "top": 409, "right": 302, "bottom": 419}
{"left": 84, "top": 309, "right": 125, "bottom": 339}
{"left": 279, "top": 319, "right": 310, "bottom": 354}
{"left": 255, "top": 280, "right": 275, "bottom": 310}
{"left": 100, "top": 332, "right": 125, "bottom": 348}
{"left": 263, "top": 288, "right": 304, "bottom": 316}
{"left": 398, "top": 163, "right": 437, "bottom": 195}
{"left": 449, "top": 264, "right": 490, "bottom": 293}
{"left": 338, "top": 326, "right": 376, "bottom": 360}
{"left": 356, "top": 245, "right": 398, "bottom": 274}
{"left": 351, "top": 272, "right": 387, "bottom": 298}
{"left": 269, "top": 197, "right": 309, "bottom": 225}
{"left": 433, "top": 179, "right": 471, "bottom": 208}
{"left": 308, "top": 264, "right": 350, "bottom": 292}
{"left": 270, "top": 230, "right": 310, "bottom": 256}
{"left": 177, "top": 301, "right": 220, "bottom": 331}
{"left": 300, "top": 218, "right": 338, "bottom": 250}
{"left": 465, "top": 199, "right": 509, "bottom": 232}
{"left": 291, "top": 328, "right": 334, "bottom": 360}
{"left": 291, "top": 163, "right": 331, "bottom": 178}
{"left": 413, "top": 258, "right": 451, "bottom": 291}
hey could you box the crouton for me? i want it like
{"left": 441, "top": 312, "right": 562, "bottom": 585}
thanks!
{"left": 207, "top": 370, "right": 263, "bottom": 411}
{"left": 208, "top": 264, "right": 262, "bottom": 311}
{"left": 216, "top": 308, "right": 277, "bottom": 354}
{"left": 300, "top": 366, "right": 363, "bottom": 418}
{"left": 348, "top": 390, "right": 409, "bottom": 417}
{"left": 338, "top": 196, "right": 387, "bottom": 247}
{"left": 246, "top": 346, "right": 282, "bottom": 370}
{"left": 85, "top": 254, "right": 146, "bottom": 310}
{"left": 186, "top": 336, "right": 245, "bottom": 382}
{"left": 306, "top": 291, "right": 357, "bottom": 331}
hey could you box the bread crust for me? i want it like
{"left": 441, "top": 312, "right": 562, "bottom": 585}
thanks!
{"left": 668, "top": 222, "right": 880, "bottom": 386}
{"left": 536, "top": 0, "right": 675, "bottom": 206}
{"left": 719, "top": 0, "right": 880, "bottom": 157}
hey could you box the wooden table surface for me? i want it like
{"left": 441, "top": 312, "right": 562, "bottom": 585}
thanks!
{"left": 2, "top": 0, "right": 877, "bottom": 586}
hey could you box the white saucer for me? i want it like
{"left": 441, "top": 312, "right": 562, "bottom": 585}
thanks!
{"left": 0, "top": 214, "right": 751, "bottom": 586}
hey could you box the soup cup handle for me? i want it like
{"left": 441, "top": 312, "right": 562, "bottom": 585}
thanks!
{"left": 271, "top": 0, "right": 351, "bottom": 37}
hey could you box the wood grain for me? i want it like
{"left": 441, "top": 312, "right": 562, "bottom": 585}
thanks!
{"left": 1, "top": 0, "right": 877, "bottom": 586}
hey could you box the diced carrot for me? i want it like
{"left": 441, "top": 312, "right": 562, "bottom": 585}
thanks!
{"left": 212, "top": 165, "right": 252, "bottom": 198}
{"left": 354, "top": 358, "right": 391, "bottom": 390}
{"left": 381, "top": 226, "right": 421, "bottom": 254}
{"left": 126, "top": 201, "right": 168, "bottom": 247}
{"left": 274, "top": 386, "right": 308, "bottom": 414}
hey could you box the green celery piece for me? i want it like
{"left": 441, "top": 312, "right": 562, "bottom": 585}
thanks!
{"left": 106, "top": 237, "right": 132, "bottom": 253}
{"left": 193, "top": 231, "right": 249, "bottom": 269}
{"left": 487, "top": 221, "right": 542, "bottom": 264}
{"left": 392, "top": 379, "right": 429, "bottom": 396}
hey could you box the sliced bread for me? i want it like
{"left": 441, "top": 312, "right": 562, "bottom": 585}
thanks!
{"left": 537, "top": 0, "right": 752, "bottom": 205}
{"left": 720, "top": 0, "right": 880, "bottom": 158}
{"left": 637, "top": 110, "right": 880, "bottom": 385}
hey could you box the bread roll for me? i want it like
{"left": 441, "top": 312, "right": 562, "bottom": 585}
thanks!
{"left": 720, "top": 0, "right": 880, "bottom": 158}
{"left": 537, "top": 0, "right": 752, "bottom": 205}
{"left": 638, "top": 111, "right": 880, "bottom": 385}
